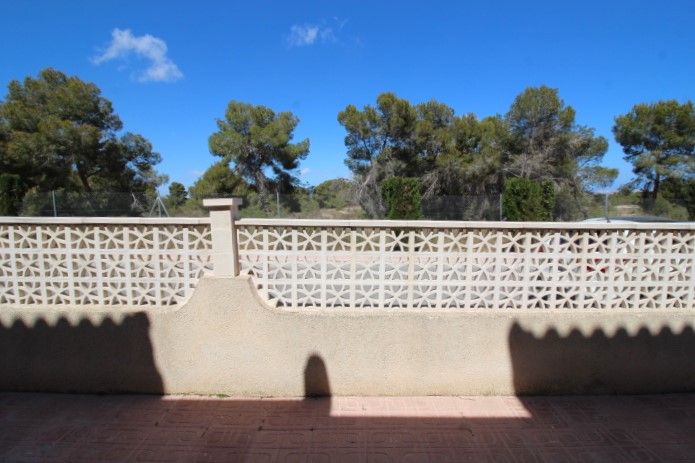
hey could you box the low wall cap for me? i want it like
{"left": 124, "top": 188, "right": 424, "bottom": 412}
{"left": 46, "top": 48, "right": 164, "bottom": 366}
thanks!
{"left": 203, "top": 198, "right": 243, "bottom": 208}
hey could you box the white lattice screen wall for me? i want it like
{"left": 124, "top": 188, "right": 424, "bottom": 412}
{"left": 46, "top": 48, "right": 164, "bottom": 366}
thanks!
{"left": 0, "top": 218, "right": 212, "bottom": 307}
{"left": 237, "top": 220, "right": 695, "bottom": 310}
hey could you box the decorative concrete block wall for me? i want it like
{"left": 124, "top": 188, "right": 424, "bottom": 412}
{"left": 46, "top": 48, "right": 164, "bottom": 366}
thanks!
{"left": 236, "top": 219, "right": 695, "bottom": 310}
{"left": 0, "top": 217, "right": 212, "bottom": 307}
{"left": 3, "top": 202, "right": 694, "bottom": 311}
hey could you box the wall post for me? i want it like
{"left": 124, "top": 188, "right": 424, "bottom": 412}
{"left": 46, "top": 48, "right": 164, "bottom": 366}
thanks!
{"left": 203, "top": 198, "right": 243, "bottom": 277}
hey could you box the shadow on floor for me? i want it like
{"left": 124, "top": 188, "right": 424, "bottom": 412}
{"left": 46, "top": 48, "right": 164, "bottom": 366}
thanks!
{"left": 1, "top": 349, "right": 695, "bottom": 461}
{"left": 1, "top": 389, "right": 694, "bottom": 461}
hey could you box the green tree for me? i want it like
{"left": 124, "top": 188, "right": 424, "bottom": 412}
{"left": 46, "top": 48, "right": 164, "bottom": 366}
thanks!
{"left": 502, "top": 178, "right": 555, "bottom": 221}
{"left": 661, "top": 177, "right": 695, "bottom": 220}
{"left": 0, "top": 68, "right": 162, "bottom": 203}
{"left": 505, "top": 86, "right": 611, "bottom": 219}
{"left": 339, "top": 93, "right": 418, "bottom": 177}
{"left": 412, "top": 100, "right": 456, "bottom": 174}
{"left": 188, "top": 161, "right": 249, "bottom": 200}
{"left": 613, "top": 100, "right": 695, "bottom": 202}
{"left": 338, "top": 93, "right": 420, "bottom": 218}
{"left": 505, "top": 85, "right": 575, "bottom": 180}
{"left": 424, "top": 114, "right": 507, "bottom": 200}
{"left": 338, "top": 93, "right": 462, "bottom": 217}
{"left": 165, "top": 181, "right": 188, "bottom": 210}
{"left": 208, "top": 101, "right": 309, "bottom": 213}
{"left": 314, "top": 178, "right": 353, "bottom": 209}
{"left": 177, "top": 161, "right": 251, "bottom": 216}
{"left": 338, "top": 88, "right": 613, "bottom": 221}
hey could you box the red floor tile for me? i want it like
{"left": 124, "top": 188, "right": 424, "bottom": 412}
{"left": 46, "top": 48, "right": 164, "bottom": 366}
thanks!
{"left": 0, "top": 393, "right": 694, "bottom": 462}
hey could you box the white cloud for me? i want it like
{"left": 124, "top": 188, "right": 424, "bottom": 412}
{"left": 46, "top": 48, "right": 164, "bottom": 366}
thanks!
{"left": 287, "top": 22, "right": 337, "bottom": 48}
{"left": 288, "top": 25, "right": 320, "bottom": 47}
{"left": 333, "top": 17, "right": 349, "bottom": 32}
{"left": 93, "top": 28, "right": 183, "bottom": 83}
{"left": 300, "top": 168, "right": 311, "bottom": 176}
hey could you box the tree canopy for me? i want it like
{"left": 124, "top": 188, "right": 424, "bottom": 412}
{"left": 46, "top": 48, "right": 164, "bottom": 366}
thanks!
{"left": 613, "top": 100, "right": 695, "bottom": 201}
{"left": 504, "top": 86, "right": 614, "bottom": 218}
{"left": 338, "top": 87, "right": 612, "bottom": 219}
{"left": 338, "top": 93, "right": 463, "bottom": 217}
{"left": 188, "top": 160, "right": 249, "bottom": 200}
{"left": 313, "top": 178, "right": 352, "bottom": 209}
{"left": 208, "top": 101, "right": 309, "bottom": 212}
{"left": 165, "top": 181, "right": 188, "bottom": 208}
{"left": 0, "top": 68, "right": 162, "bottom": 205}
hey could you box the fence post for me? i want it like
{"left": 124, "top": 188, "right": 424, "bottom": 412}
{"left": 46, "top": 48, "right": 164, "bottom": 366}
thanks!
{"left": 52, "top": 191, "right": 58, "bottom": 217}
{"left": 203, "top": 198, "right": 243, "bottom": 277}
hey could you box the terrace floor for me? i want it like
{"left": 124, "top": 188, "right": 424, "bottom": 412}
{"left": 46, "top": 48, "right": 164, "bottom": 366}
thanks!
{"left": 0, "top": 392, "right": 694, "bottom": 462}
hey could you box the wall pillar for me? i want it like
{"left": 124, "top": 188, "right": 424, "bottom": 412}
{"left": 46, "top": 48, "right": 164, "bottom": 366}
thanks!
{"left": 203, "top": 198, "right": 243, "bottom": 277}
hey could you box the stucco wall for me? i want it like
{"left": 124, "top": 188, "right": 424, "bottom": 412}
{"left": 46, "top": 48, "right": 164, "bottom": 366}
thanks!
{"left": 1, "top": 276, "right": 694, "bottom": 396}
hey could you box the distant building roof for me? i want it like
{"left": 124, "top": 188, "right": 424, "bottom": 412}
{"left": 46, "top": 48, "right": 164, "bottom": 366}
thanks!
{"left": 583, "top": 216, "right": 683, "bottom": 223}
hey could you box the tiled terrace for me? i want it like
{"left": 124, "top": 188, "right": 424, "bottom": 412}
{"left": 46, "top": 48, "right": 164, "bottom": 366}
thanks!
{"left": 1, "top": 392, "right": 694, "bottom": 462}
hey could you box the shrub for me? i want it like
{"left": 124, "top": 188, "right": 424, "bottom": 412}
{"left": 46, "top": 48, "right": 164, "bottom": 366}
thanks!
{"left": 502, "top": 178, "right": 555, "bottom": 221}
{"left": 381, "top": 177, "right": 423, "bottom": 220}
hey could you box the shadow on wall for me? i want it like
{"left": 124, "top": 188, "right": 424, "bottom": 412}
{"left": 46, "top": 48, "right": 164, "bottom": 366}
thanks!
{"left": 0, "top": 313, "right": 164, "bottom": 394}
{"left": 3, "top": 309, "right": 695, "bottom": 398}
{"left": 509, "top": 322, "right": 695, "bottom": 395}
{"left": 304, "top": 353, "right": 331, "bottom": 397}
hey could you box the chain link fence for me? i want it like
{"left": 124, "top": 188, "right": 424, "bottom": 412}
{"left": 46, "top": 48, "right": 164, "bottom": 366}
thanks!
{"left": 584, "top": 192, "right": 690, "bottom": 222}
{"left": 15, "top": 191, "right": 504, "bottom": 220}
{"left": 9, "top": 190, "right": 692, "bottom": 221}
{"left": 18, "top": 191, "right": 167, "bottom": 217}
{"left": 421, "top": 195, "right": 503, "bottom": 221}
{"left": 190, "top": 193, "right": 505, "bottom": 220}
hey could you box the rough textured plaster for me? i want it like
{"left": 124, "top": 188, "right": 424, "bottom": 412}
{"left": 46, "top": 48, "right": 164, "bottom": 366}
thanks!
{"left": 1, "top": 276, "right": 694, "bottom": 396}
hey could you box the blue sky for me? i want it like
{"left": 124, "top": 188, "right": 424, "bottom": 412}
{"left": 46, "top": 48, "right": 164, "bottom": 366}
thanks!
{"left": 2, "top": 0, "right": 693, "bottom": 192}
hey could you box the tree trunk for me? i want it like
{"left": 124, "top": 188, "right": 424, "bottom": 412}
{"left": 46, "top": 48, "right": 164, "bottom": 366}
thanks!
{"left": 652, "top": 174, "right": 660, "bottom": 202}
{"left": 76, "top": 165, "right": 99, "bottom": 213}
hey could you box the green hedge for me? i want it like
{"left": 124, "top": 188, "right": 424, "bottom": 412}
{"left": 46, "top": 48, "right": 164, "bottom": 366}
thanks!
{"left": 502, "top": 178, "right": 555, "bottom": 221}
{"left": 381, "top": 177, "right": 423, "bottom": 220}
